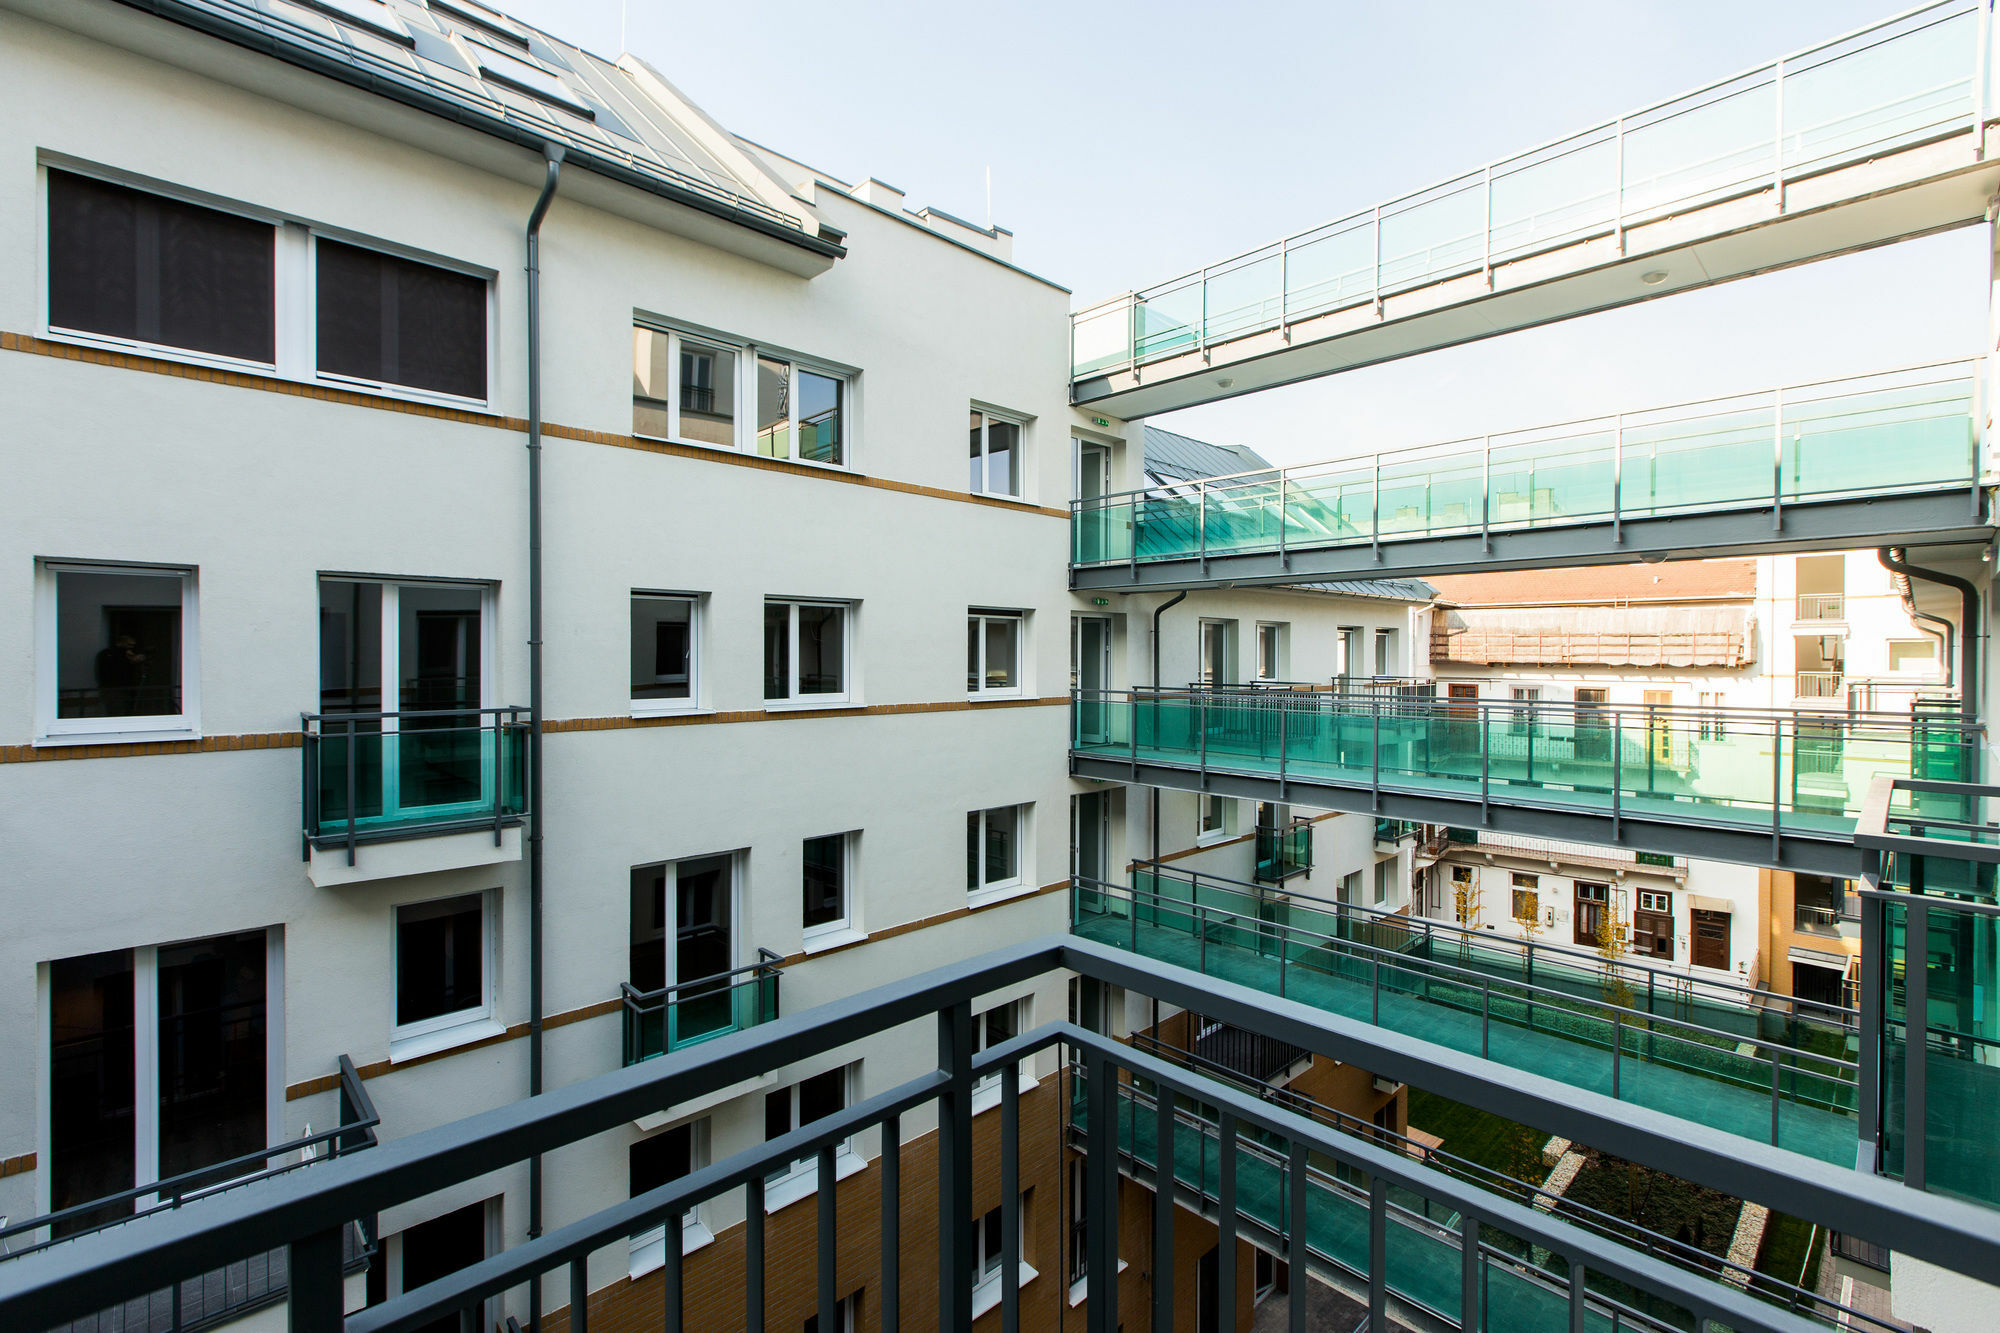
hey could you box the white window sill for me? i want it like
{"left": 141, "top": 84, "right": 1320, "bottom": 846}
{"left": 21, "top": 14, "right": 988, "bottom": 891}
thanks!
{"left": 630, "top": 703, "right": 710, "bottom": 720}
{"left": 626, "top": 1218, "right": 714, "bottom": 1279}
{"left": 968, "top": 691, "right": 1026, "bottom": 704}
{"left": 803, "top": 926, "right": 868, "bottom": 954}
{"left": 763, "top": 698, "right": 859, "bottom": 713}
{"left": 971, "top": 1066, "right": 1040, "bottom": 1117}
{"left": 1067, "top": 1260, "right": 1130, "bottom": 1307}
{"left": 763, "top": 1145, "right": 865, "bottom": 1213}
{"left": 633, "top": 429, "right": 857, "bottom": 475}
{"left": 388, "top": 1016, "right": 506, "bottom": 1064}
{"left": 316, "top": 370, "right": 492, "bottom": 414}
{"left": 1196, "top": 830, "right": 1232, "bottom": 847}
{"left": 969, "top": 490, "right": 1034, "bottom": 506}
{"left": 972, "top": 1261, "right": 1039, "bottom": 1320}
{"left": 967, "top": 880, "right": 1036, "bottom": 910}
{"left": 34, "top": 724, "right": 201, "bottom": 748}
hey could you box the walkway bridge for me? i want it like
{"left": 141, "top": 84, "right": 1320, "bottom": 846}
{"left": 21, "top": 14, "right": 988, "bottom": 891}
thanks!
{"left": 1070, "top": 689, "right": 1980, "bottom": 873}
{"left": 1072, "top": 2, "right": 2000, "bottom": 418}
{"left": 1072, "top": 360, "right": 1988, "bottom": 590}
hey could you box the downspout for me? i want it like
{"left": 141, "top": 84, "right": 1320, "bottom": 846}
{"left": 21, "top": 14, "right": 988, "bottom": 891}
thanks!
{"left": 1884, "top": 556, "right": 1957, "bottom": 694}
{"left": 1878, "top": 547, "right": 1978, "bottom": 722}
{"left": 1149, "top": 590, "right": 1188, "bottom": 866}
{"left": 524, "top": 144, "right": 563, "bottom": 1333}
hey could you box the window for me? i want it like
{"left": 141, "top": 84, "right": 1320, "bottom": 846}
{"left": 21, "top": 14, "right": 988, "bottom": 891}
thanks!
{"left": 967, "top": 805, "right": 1025, "bottom": 898}
{"left": 39, "top": 561, "right": 198, "bottom": 741}
{"left": 972, "top": 1196, "right": 1033, "bottom": 1318}
{"left": 765, "top": 1066, "right": 851, "bottom": 1187}
{"left": 1338, "top": 870, "right": 1362, "bottom": 905}
{"left": 1373, "top": 859, "right": 1393, "bottom": 906}
{"left": 1698, "top": 691, "right": 1728, "bottom": 740}
{"left": 633, "top": 326, "right": 848, "bottom": 465}
{"left": 1634, "top": 890, "right": 1674, "bottom": 960}
{"left": 393, "top": 893, "right": 494, "bottom": 1051}
{"left": 1199, "top": 620, "right": 1234, "bottom": 686}
{"left": 1256, "top": 623, "right": 1287, "bottom": 681}
{"left": 1374, "top": 628, "right": 1397, "bottom": 676}
{"left": 968, "top": 610, "right": 1023, "bottom": 697}
{"left": 628, "top": 855, "right": 735, "bottom": 1032}
{"left": 1889, "top": 639, "right": 1938, "bottom": 672}
{"left": 464, "top": 37, "right": 595, "bottom": 116}
{"left": 303, "top": 0, "right": 415, "bottom": 44}
{"left": 765, "top": 600, "right": 850, "bottom": 703}
{"left": 1509, "top": 686, "right": 1540, "bottom": 735}
{"left": 972, "top": 998, "right": 1030, "bottom": 1103}
{"left": 1510, "top": 873, "right": 1540, "bottom": 925}
{"left": 1199, "top": 795, "right": 1232, "bottom": 842}
{"left": 315, "top": 238, "right": 487, "bottom": 400}
{"left": 1574, "top": 881, "right": 1609, "bottom": 946}
{"left": 627, "top": 1120, "right": 711, "bottom": 1273}
{"left": 802, "top": 1294, "right": 859, "bottom": 1333}
{"left": 1336, "top": 626, "right": 1363, "bottom": 678}
{"left": 802, "top": 833, "right": 853, "bottom": 940}
{"left": 47, "top": 169, "right": 274, "bottom": 364}
{"left": 631, "top": 594, "right": 699, "bottom": 711}
{"left": 969, "top": 409, "right": 1024, "bottom": 497}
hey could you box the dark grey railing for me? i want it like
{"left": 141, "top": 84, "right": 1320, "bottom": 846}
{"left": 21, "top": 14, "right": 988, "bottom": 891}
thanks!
{"left": 2, "top": 939, "right": 1995, "bottom": 1333}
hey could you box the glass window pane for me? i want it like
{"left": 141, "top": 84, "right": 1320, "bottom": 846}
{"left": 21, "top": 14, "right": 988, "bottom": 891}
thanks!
{"left": 765, "top": 1088, "right": 792, "bottom": 1140}
{"left": 967, "top": 619, "right": 981, "bottom": 692}
{"left": 983, "top": 618, "right": 1017, "bottom": 690}
{"left": 985, "top": 419, "right": 1019, "bottom": 495}
{"left": 983, "top": 805, "right": 1017, "bottom": 884}
{"left": 678, "top": 341, "right": 736, "bottom": 447}
{"left": 631, "top": 596, "right": 693, "bottom": 701}
{"left": 803, "top": 834, "right": 846, "bottom": 929}
{"left": 797, "top": 604, "right": 844, "bottom": 695}
{"left": 764, "top": 602, "right": 791, "bottom": 700}
{"left": 157, "top": 931, "right": 267, "bottom": 1184}
{"left": 49, "top": 950, "right": 136, "bottom": 1232}
{"left": 318, "top": 579, "right": 382, "bottom": 713}
{"left": 629, "top": 865, "right": 667, "bottom": 993}
{"left": 969, "top": 411, "right": 985, "bottom": 490}
{"left": 757, "top": 357, "right": 791, "bottom": 458}
{"left": 48, "top": 170, "right": 274, "bottom": 362}
{"left": 317, "top": 238, "right": 485, "bottom": 398}
{"left": 629, "top": 1122, "right": 694, "bottom": 1195}
{"left": 797, "top": 369, "right": 843, "bottom": 464}
{"left": 967, "top": 811, "right": 981, "bottom": 890}
{"left": 396, "top": 894, "right": 485, "bottom": 1026}
{"left": 56, "top": 569, "right": 184, "bottom": 719}
{"left": 632, "top": 327, "right": 672, "bottom": 437}
{"left": 799, "top": 1067, "right": 845, "bottom": 1123}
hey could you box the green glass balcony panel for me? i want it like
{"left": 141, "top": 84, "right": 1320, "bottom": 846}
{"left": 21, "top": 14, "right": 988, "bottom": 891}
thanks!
{"left": 309, "top": 715, "right": 527, "bottom": 839}
{"left": 1255, "top": 822, "right": 1312, "bottom": 883}
{"left": 624, "top": 970, "right": 781, "bottom": 1066}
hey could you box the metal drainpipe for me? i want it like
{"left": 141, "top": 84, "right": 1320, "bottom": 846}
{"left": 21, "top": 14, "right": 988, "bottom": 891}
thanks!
{"left": 1150, "top": 590, "right": 1188, "bottom": 864}
{"left": 1879, "top": 547, "right": 1979, "bottom": 722}
{"left": 1884, "top": 550, "right": 1959, "bottom": 694}
{"left": 524, "top": 143, "right": 563, "bottom": 1333}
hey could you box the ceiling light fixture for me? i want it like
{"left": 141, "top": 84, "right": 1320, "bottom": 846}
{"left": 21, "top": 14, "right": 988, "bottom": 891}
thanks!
{"left": 1640, "top": 270, "right": 1668, "bottom": 286}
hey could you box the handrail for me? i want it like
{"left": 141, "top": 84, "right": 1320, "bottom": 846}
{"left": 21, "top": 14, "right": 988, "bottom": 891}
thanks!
{"left": 619, "top": 947, "right": 786, "bottom": 1008}
{"left": 302, "top": 705, "right": 531, "bottom": 726}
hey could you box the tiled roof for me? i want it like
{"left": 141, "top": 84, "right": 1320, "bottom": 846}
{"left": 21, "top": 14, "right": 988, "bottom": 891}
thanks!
{"left": 1427, "top": 559, "right": 1757, "bottom": 607}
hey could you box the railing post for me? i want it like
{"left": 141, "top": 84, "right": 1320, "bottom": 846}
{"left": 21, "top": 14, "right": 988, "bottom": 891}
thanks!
{"left": 1773, "top": 385, "right": 1786, "bottom": 532}
{"left": 882, "top": 1113, "right": 901, "bottom": 1333}
{"left": 1289, "top": 1140, "right": 1310, "bottom": 1333}
{"left": 1613, "top": 711, "right": 1623, "bottom": 841}
{"left": 1481, "top": 162, "right": 1493, "bottom": 287}
{"left": 1199, "top": 688, "right": 1210, "bottom": 783}
{"left": 1371, "top": 452, "right": 1382, "bottom": 562}
{"left": 746, "top": 1177, "right": 765, "bottom": 1333}
{"left": 1771, "top": 1051, "right": 1783, "bottom": 1149}
{"left": 1200, "top": 904, "right": 1209, "bottom": 972}
{"left": 1569, "top": 1260, "right": 1588, "bottom": 1333}
{"left": 1199, "top": 480, "right": 1209, "bottom": 577}
{"left": 1001, "top": 1062, "right": 1021, "bottom": 1333}
{"left": 1278, "top": 701, "right": 1289, "bottom": 802}
{"left": 1612, "top": 413, "right": 1623, "bottom": 545}
{"left": 1368, "top": 1174, "right": 1389, "bottom": 1332}
{"left": 1772, "top": 56, "right": 1786, "bottom": 203}
{"left": 1461, "top": 1208, "right": 1484, "bottom": 1333}
{"left": 1612, "top": 1011, "right": 1622, "bottom": 1100}
{"left": 344, "top": 716, "right": 359, "bottom": 867}
{"left": 1907, "top": 897, "right": 1930, "bottom": 1191}
{"left": 1480, "top": 705, "right": 1490, "bottom": 826}
{"left": 1772, "top": 717, "right": 1784, "bottom": 861}
{"left": 570, "top": 1257, "right": 590, "bottom": 1333}
{"left": 1371, "top": 695, "right": 1382, "bottom": 812}
{"left": 1614, "top": 114, "right": 1627, "bottom": 253}
{"left": 662, "top": 1208, "right": 684, "bottom": 1333}
{"left": 1372, "top": 202, "right": 1383, "bottom": 313}
{"left": 818, "top": 1143, "right": 840, "bottom": 1333}
{"left": 492, "top": 710, "right": 505, "bottom": 846}
{"left": 1482, "top": 979, "right": 1491, "bottom": 1059}
{"left": 1481, "top": 435, "right": 1492, "bottom": 553}
{"left": 1277, "top": 473, "right": 1290, "bottom": 570}
{"left": 1218, "top": 1112, "right": 1239, "bottom": 1328}
{"left": 939, "top": 1001, "right": 976, "bottom": 1333}
{"left": 286, "top": 1227, "right": 346, "bottom": 1333}
{"left": 1085, "top": 1049, "right": 1120, "bottom": 1333}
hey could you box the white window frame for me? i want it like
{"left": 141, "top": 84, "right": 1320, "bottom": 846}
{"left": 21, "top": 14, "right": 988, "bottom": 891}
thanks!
{"left": 762, "top": 1064, "right": 866, "bottom": 1211}
{"left": 969, "top": 406, "right": 1027, "bottom": 499}
{"left": 1198, "top": 794, "right": 1234, "bottom": 845}
{"left": 38, "top": 159, "right": 497, "bottom": 411}
{"left": 756, "top": 351, "right": 851, "bottom": 468}
{"left": 967, "top": 804, "right": 1030, "bottom": 905}
{"left": 1198, "top": 618, "right": 1235, "bottom": 686}
{"left": 389, "top": 890, "right": 501, "bottom": 1061}
{"left": 1887, "top": 638, "right": 1938, "bottom": 673}
{"left": 1374, "top": 627, "right": 1397, "bottom": 676}
{"left": 764, "top": 598, "right": 854, "bottom": 707}
{"left": 626, "top": 1118, "right": 715, "bottom": 1277}
{"left": 968, "top": 609, "right": 1026, "bottom": 700}
{"left": 1638, "top": 889, "right": 1673, "bottom": 914}
{"left": 629, "top": 591, "right": 704, "bottom": 716}
{"left": 1373, "top": 858, "right": 1393, "bottom": 906}
{"left": 631, "top": 322, "right": 854, "bottom": 471}
{"left": 35, "top": 559, "right": 201, "bottom": 745}
{"left": 1255, "top": 622, "right": 1287, "bottom": 682}
{"left": 971, "top": 996, "right": 1038, "bottom": 1114}
{"left": 971, "top": 1196, "right": 1038, "bottom": 1320}
{"left": 632, "top": 324, "right": 746, "bottom": 452}
{"left": 802, "top": 831, "right": 863, "bottom": 950}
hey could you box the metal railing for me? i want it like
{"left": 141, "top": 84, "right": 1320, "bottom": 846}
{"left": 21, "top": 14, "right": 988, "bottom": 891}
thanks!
{"left": 1073, "top": 2, "right": 1993, "bottom": 379}
{"left": 1795, "top": 671, "right": 1844, "bottom": 700}
{"left": 7, "top": 937, "right": 1993, "bottom": 1333}
{"left": 620, "top": 949, "right": 784, "bottom": 1065}
{"left": 1187, "top": 1020, "right": 1309, "bottom": 1084}
{"left": 1253, "top": 818, "right": 1312, "bottom": 883}
{"left": 1795, "top": 593, "right": 1847, "bottom": 621}
{"left": 1072, "top": 687, "right": 1981, "bottom": 850}
{"left": 301, "top": 706, "right": 531, "bottom": 865}
{"left": 1069, "top": 360, "right": 1981, "bottom": 571}
{"left": 0, "top": 1057, "right": 378, "bottom": 1333}
{"left": 1793, "top": 902, "right": 1848, "bottom": 935}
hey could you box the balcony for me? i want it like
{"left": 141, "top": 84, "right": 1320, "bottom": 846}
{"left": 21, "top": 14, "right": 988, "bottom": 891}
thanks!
{"left": 301, "top": 707, "right": 529, "bottom": 885}
{"left": 1073, "top": 864, "right": 1859, "bottom": 1161}
{"left": 621, "top": 950, "right": 784, "bottom": 1065}
{"left": 1794, "top": 671, "right": 1844, "bottom": 700}
{"left": 0, "top": 1057, "right": 377, "bottom": 1331}
{"left": 1373, "top": 817, "right": 1418, "bottom": 850}
{"left": 7, "top": 938, "right": 1991, "bottom": 1333}
{"left": 1795, "top": 593, "right": 1847, "bottom": 622}
{"left": 1072, "top": 687, "right": 1981, "bottom": 873}
{"left": 1253, "top": 818, "right": 1312, "bottom": 883}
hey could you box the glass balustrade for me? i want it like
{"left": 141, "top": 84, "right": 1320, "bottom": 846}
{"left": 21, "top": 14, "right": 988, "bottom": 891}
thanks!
{"left": 622, "top": 954, "right": 783, "bottom": 1065}
{"left": 303, "top": 707, "right": 530, "bottom": 851}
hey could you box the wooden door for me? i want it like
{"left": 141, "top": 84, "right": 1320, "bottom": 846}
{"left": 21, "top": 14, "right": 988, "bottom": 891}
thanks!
{"left": 1691, "top": 909, "right": 1731, "bottom": 970}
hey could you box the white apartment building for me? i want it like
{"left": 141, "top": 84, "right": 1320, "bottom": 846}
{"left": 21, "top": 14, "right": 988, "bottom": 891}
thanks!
{"left": 0, "top": 0, "right": 1089, "bottom": 1326}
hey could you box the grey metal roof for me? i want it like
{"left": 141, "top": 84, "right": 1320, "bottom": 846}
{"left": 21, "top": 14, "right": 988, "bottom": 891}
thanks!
{"left": 1283, "top": 578, "right": 1438, "bottom": 604}
{"left": 1142, "top": 425, "right": 1274, "bottom": 482}
{"left": 113, "top": 0, "right": 842, "bottom": 257}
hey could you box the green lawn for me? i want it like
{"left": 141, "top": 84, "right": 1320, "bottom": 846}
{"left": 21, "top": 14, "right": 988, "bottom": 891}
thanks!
{"left": 1404, "top": 1086, "right": 1554, "bottom": 1186}
{"left": 1752, "top": 1212, "right": 1824, "bottom": 1296}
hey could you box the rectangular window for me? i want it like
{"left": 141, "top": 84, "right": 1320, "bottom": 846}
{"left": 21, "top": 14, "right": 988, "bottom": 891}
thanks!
{"left": 1199, "top": 620, "right": 1234, "bottom": 686}
{"left": 1199, "top": 795, "right": 1230, "bottom": 841}
{"left": 47, "top": 169, "right": 275, "bottom": 363}
{"left": 972, "top": 997, "right": 1030, "bottom": 1098}
{"left": 316, "top": 238, "right": 486, "bottom": 399}
{"left": 760, "top": 357, "right": 847, "bottom": 465}
{"left": 974, "top": 1197, "right": 1026, "bottom": 1285}
{"left": 1889, "top": 639, "right": 1938, "bottom": 672}
{"left": 633, "top": 326, "right": 739, "bottom": 447}
{"left": 627, "top": 1119, "right": 707, "bottom": 1270}
{"left": 764, "top": 600, "right": 850, "bottom": 703}
{"left": 969, "top": 409, "right": 1024, "bottom": 497}
{"left": 967, "top": 805, "right": 1025, "bottom": 896}
{"left": 802, "top": 833, "right": 852, "bottom": 938}
{"left": 1374, "top": 628, "right": 1396, "bottom": 676}
{"left": 393, "top": 893, "right": 493, "bottom": 1046}
{"left": 1574, "top": 881, "right": 1609, "bottom": 946}
{"left": 803, "top": 1294, "right": 858, "bottom": 1333}
{"left": 1256, "top": 623, "right": 1286, "bottom": 681}
{"left": 1509, "top": 685, "right": 1540, "bottom": 735}
{"left": 968, "top": 610, "right": 1022, "bottom": 697}
{"left": 630, "top": 594, "right": 699, "bottom": 710}
{"left": 765, "top": 1066, "right": 851, "bottom": 1183}
{"left": 1373, "top": 859, "right": 1393, "bottom": 906}
{"left": 40, "top": 561, "right": 198, "bottom": 741}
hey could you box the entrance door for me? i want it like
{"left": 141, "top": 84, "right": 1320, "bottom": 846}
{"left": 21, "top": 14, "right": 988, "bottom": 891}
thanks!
{"left": 1072, "top": 615, "right": 1112, "bottom": 743}
{"left": 1692, "top": 909, "right": 1731, "bottom": 970}
{"left": 1643, "top": 689, "right": 1674, "bottom": 765}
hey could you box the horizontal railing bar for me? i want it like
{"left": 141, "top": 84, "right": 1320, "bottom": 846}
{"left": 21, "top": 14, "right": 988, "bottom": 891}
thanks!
{"left": 620, "top": 950, "right": 787, "bottom": 1007}
{"left": 302, "top": 705, "right": 530, "bottom": 726}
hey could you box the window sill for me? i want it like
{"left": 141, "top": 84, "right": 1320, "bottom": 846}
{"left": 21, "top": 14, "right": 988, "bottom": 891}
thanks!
{"left": 764, "top": 1146, "right": 866, "bottom": 1213}
{"left": 972, "top": 1261, "right": 1039, "bottom": 1321}
{"left": 388, "top": 1016, "right": 506, "bottom": 1064}
{"left": 1195, "top": 831, "right": 1232, "bottom": 847}
{"left": 626, "top": 1218, "right": 714, "bottom": 1279}
{"left": 630, "top": 703, "right": 710, "bottom": 720}
{"left": 803, "top": 926, "right": 868, "bottom": 954}
{"left": 632, "top": 430, "right": 857, "bottom": 476}
{"left": 34, "top": 724, "right": 201, "bottom": 748}
{"left": 1067, "top": 1260, "right": 1130, "bottom": 1307}
{"left": 968, "top": 691, "right": 1026, "bottom": 705}
{"left": 763, "top": 698, "right": 860, "bottom": 713}
{"left": 967, "top": 881, "right": 1037, "bottom": 911}
{"left": 316, "top": 371, "right": 493, "bottom": 415}
{"left": 969, "top": 490, "right": 1034, "bottom": 507}
{"left": 971, "top": 1067, "right": 1040, "bottom": 1117}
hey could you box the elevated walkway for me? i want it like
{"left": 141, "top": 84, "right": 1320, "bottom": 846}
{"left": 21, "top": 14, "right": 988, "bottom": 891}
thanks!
{"left": 1070, "top": 689, "right": 1980, "bottom": 873}
{"left": 1072, "top": 360, "right": 1988, "bottom": 590}
{"left": 1072, "top": 3, "right": 2000, "bottom": 417}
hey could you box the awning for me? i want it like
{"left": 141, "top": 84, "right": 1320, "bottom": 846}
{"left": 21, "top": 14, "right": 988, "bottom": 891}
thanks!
{"left": 1789, "top": 945, "right": 1852, "bottom": 971}
{"left": 1688, "top": 895, "right": 1735, "bottom": 914}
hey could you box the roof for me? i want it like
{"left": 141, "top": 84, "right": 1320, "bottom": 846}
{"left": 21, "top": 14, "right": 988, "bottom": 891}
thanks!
{"left": 1284, "top": 579, "right": 1438, "bottom": 605}
{"left": 1427, "top": 559, "right": 1757, "bottom": 608}
{"left": 113, "top": 0, "right": 842, "bottom": 258}
{"left": 1142, "top": 425, "right": 1274, "bottom": 483}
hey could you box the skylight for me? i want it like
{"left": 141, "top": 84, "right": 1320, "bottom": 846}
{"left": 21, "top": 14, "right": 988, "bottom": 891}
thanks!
{"left": 430, "top": 0, "right": 532, "bottom": 50}
{"left": 465, "top": 38, "right": 594, "bottom": 118}
{"left": 299, "top": 0, "right": 415, "bottom": 46}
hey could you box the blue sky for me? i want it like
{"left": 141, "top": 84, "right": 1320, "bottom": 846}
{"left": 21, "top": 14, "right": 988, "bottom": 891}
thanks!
{"left": 506, "top": 0, "right": 1987, "bottom": 462}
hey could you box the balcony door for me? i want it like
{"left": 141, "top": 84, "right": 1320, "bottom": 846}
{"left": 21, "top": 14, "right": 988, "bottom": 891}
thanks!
{"left": 1070, "top": 791, "right": 1110, "bottom": 885}
{"left": 318, "top": 578, "right": 491, "bottom": 829}
{"left": 1072, "top": 615, "right": 1112, "bottom": 743}
{"left": 1692, "top": 908, "right": 1731, "bottom": 970}
{"left": 629, "top": 855, "right": 737, "bottom": 1048}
